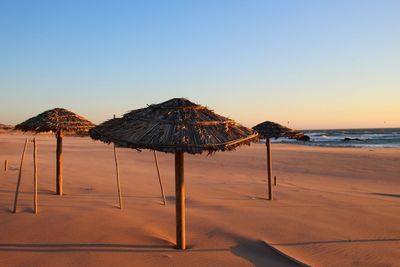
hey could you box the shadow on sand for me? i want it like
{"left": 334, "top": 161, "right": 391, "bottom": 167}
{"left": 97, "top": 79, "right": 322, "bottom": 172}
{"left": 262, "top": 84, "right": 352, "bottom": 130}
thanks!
{"left": 0, "top": 241, "right": 304, "bottom": 266}
{"left": 230, "top": 236, "right": 304, "bottom": 267}
{"left": 204, "top": 229, "right": 305, "bottom": 266}
{"left": 0, "top": 243, "right": 229, "bottom": 253}
{"left": 370, "top": 192, "right": 400, "bottom": 199}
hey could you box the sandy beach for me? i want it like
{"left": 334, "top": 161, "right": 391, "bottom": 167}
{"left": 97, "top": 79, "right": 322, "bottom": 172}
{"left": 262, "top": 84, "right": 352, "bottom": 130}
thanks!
{"left": 0, "top": 133, "right": 399, "bottom": 267}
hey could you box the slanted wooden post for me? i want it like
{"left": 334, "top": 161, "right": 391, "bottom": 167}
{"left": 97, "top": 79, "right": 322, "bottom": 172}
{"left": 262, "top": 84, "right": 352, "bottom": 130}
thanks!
{"left": 4, "top": 160, "right": 8, "bottom": 172}
{"left": 56, "top": 129, "right": 63, "bottom": 195}
{"left": 12, "top": 138, "right": 28, "bottom": 213}
{"left": 112, "top": 115, "right": 123, "bottom": 209}
{"left": 266, "top": 138, "right": 273, "bottom": 200}
{"left": 113, "top": 143, "right": 123, "bottom": 209}
{"left": 33, "top": 138, "right": 38, "bottom": 214}
{"left": 153, "top": 150, "right": 166, "bottom": 205}
{"left": 175, "top": 152, "right": 185, "bottom": 250}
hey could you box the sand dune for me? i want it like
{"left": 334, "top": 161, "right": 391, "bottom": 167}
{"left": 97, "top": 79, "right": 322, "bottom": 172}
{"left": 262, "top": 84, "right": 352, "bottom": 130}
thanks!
{"left": 1, "top": 133, "right": 399, "bottom": 266}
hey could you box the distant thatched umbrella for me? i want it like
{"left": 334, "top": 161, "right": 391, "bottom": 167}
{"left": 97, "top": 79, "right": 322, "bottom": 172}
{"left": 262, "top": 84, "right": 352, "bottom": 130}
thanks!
{"left": 15, "top": 108, "right": 95, "bottom": 195}
{"left": 90, "top": 98, "right": 259, "bottom": 250}
{"left": 252, "top": 121, "right": 301, "bottom": 200}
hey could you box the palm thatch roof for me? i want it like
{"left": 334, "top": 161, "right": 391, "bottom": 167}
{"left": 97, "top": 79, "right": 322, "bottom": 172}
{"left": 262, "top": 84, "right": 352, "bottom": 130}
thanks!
{"left": 15, "top": 108, "right": 95, "bottom": 135}
{"left": 90, "top": 98, "right": 259, "bottom": 154}
{"left": 252, "top": 121, "right": 301, "bottom": 139}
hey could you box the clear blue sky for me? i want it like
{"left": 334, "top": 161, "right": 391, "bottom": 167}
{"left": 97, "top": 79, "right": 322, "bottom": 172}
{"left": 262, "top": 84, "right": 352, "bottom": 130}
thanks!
{"left": 1, "top": 0, "right": 399, "bottom": 129}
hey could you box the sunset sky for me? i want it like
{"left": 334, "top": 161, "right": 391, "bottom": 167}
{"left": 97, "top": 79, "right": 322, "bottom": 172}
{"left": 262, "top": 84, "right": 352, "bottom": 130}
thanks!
{"left": 1, "top": 0, "right": 399, "bottom": 129}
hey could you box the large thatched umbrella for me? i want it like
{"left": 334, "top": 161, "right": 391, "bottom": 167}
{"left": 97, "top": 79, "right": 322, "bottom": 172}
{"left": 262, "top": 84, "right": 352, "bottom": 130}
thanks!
{"left": 252, "top": 121, "right": 301, "bottom": 200}
{"left": 15, "top": 108, "right": 95, "bottom": 195}
{"left": 90, "top": 98, "right": 259, "bottom": 250}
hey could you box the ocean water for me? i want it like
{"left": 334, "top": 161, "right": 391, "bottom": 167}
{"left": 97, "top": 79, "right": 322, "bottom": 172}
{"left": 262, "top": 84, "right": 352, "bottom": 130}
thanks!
{"left": 271, "top": 128, "right": 400, "bottom": 148}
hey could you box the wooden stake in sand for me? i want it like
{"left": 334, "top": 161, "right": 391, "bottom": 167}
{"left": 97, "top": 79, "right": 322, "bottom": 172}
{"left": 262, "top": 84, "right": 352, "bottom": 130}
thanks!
{"left": 175, "top": 152, "right": 186, "bottom": 250}
{"left": 113, "top": 143, "right": 123, "bottom": 209}
{"left": 112, "top": 115, "right": 123, "bottom": 209}
{"left": 153, "top": 150, "right": 166, "bottom": 205}
{"left": 56, "top": 129, "right": 63, "bottom": 195}
{"left": 33, "top": 138, "right": 38, "bottom": 214}
{"left": 4, "top": 160, "right": 8, "bottom": 172}
{"left": 266, "top": 138, "right": 273, "bottom": 200}
{"left": 12, "top": 138, "right": 29, "bottom": 213}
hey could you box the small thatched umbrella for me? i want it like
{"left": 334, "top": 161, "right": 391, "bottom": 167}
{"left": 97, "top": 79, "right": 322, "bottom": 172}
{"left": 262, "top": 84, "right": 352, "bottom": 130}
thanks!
{"left": 90, "top": 98, "right": 259, "bottom": 250}
{"left": 252, "top": 121, "right": 301, "bottom": 200}
{"left": 15, "top": 108, "right": 95, "bottom": 195}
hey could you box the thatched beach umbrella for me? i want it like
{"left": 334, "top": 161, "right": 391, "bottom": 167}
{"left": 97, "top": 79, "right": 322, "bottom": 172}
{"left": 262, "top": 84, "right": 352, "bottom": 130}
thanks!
{"left": 15, "top": 108, "right": 95, "bottom": 195}
{"left": 252, "top": 121, "right": 300, "bottom": 200}
{"left": 90, "top": 98, "right": 259, "bottom": 250}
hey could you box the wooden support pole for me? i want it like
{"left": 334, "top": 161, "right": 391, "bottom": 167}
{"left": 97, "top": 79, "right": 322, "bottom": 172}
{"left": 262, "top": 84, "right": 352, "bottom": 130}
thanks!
{"left": 4, "top": 160, "right": 8, "bottom": 172}
{"left": 153, "top": 150, "right": 166, "bottom": 205}
{"left": 112, "top": 115, "right": 123, "bottom": 209}
{"left": 56, "top": 129, "right": 63, "bottom": 195}
{"left": 12, "top": 138, "right": 28, "bottom": 213}
{"left": 175, "top": 152, "right": 186, "bottom": 250}
{"left": 113, "top": 144, "right": 123, "bottom": 209}
{"left": 266, "top": 138, "right": 273, "bottom": 200}
{"left": 33, "top": 138, "right": 38, "bottom": 214}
